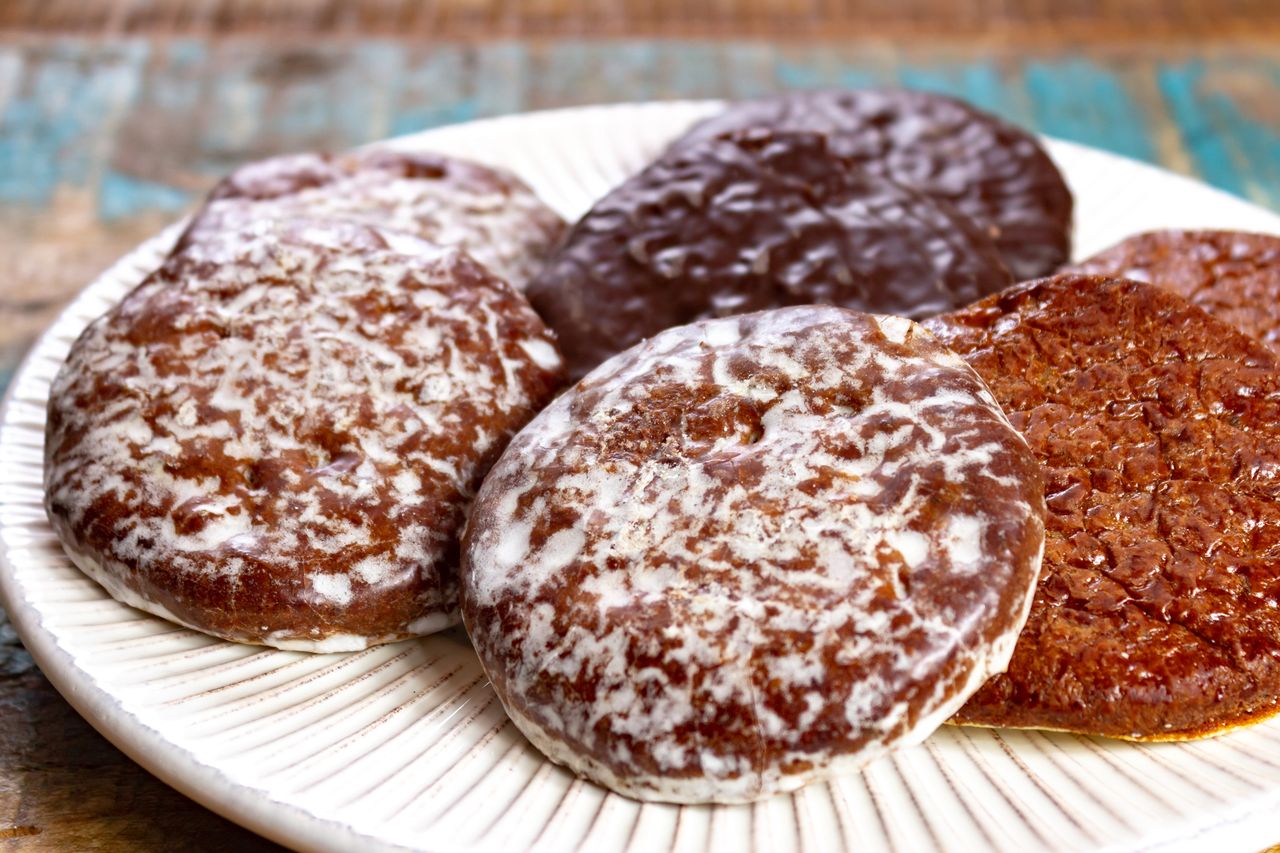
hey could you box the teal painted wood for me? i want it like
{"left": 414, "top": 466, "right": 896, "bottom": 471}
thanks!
{"left": 1023, "top": 59, "right": 1159, "bottom": 164}
{"left": 1158, "top": 60, "right": 1280, "bottom": 211}
{"left": 895, "top": 61, "right": 1031, "bottom": 124}
{"left": 2, "top": 37, "right": 1279, "bottom": 398}
{"left": 3, "top": 39, "right": 1278, "bottom": 219}
{"left": 0, "top": 39, "right": 147, "bottom": 207}
{"left": 386, "top": 45, "right": 474, "bottom": 138}
{"left": 4, "top": 40, "right": 1275, "bottom": 223}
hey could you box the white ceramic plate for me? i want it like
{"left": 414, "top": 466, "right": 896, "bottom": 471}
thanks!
{"left": 4, "top": 101, "right": 1280, "bottom": 853}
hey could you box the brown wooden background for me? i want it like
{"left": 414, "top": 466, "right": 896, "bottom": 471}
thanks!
{"left": 4, "top": 0, "right": 1280, "bottom": 40}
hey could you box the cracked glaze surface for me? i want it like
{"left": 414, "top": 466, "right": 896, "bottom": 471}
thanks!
{"left": 927, "top": 274, "right": 1280, "bottom": 739}
{"left": 673, "top": 88, "right": 1073, "bottom": 281}
{"left": 462, "top": 305, "right": 1044, "bottom": 802}
{"left": 177, "top": 147, "right": 566, "bottom": 290}
{"left": 528, "top": 129, "right": 1011, "bottom": 380}
{"left": 1070, "top": 229, "right": 1280, "bottom": 354}
{"left": 45, "top": 220, "right": 565, "bottom": 651}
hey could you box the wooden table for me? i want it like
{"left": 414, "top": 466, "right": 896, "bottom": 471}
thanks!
{"left": 2, "top": 19, "right": 1280, "bottom": 852}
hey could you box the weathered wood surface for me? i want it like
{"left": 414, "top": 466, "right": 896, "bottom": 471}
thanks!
{"left": 3, "top": 0, "right": 1280, "bottom": 40}
{"left": 1, "top": 35, "right": 1279, "bottom": 851}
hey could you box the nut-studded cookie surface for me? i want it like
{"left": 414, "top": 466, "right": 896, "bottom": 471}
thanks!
{"left": 176, "top": 148, "right": 566, "bottom": 289}
{"left": 926, "top": 274, "right": 1280, "bottom": 739}
{"left": 45, "top": 220, "right": 565, "bottom": 651}
{"left": 1070, "top": 229, "right": 1280, "bottom": 354}
{"left": 462, "top": 306, "right": 1045, "bottom": 803}
{"left": 673, "top": 89, "right": 1073, "bottom": 280}
{"left": 526, "top": 129, "right": 1012, "bottom": 380}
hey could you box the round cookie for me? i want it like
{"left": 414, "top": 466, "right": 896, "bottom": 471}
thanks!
{"left": 526, "top": 129, "right": 1012, "bottom": 380}
{"left": 176, "top": 148, "right": 566, "bottom": 289}
{"left": 924, "top": 274, "right": 1280, "bottom": 740}
{"left": 1070, "top": 229, "right": 1280, "bottom": 353}
{"left": 672, "top": 89, "right": 1073, "bottom": 280}
{"left": 461, "top": 305, "right": 1045, "bottom": 803}
{"left": 45, "top": 219, "right": 565, "bottom": 652}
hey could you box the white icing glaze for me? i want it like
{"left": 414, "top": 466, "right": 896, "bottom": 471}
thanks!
{"left": 46, "top": 221, "right": 563, "bottom": 649}
{"left": 186, "top": 149, "right": 564, "bottom": 290}
{"left": 463, "top": 305, "right": 1044, "bottom": 803}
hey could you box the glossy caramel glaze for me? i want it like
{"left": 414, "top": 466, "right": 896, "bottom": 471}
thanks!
{"left": 462, "top": 306, "right": 1044, "bottom": 802}
{"left": 45, "top": 220, "right": 565, "bottom": 651}
{"left": 926, "top": 274, "right": 1280, "bottom": 740}
{"left": 527, "top": 129, "right": 1011, "bottom": 380}
{"left": 1070, "top": 229, "right": 1280, "bottom": 354}
{"left": 176, "top": 147, "right": 566, "bottom": 290}
{"left": 673, "top": 89, "right": 1073, "bottom": 281}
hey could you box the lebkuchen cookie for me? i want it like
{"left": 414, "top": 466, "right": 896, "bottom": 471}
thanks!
{"left": 671, "top": 89, "right": 1073, "bottom": 281}
{"left": 462, "top": 305, "right": 1045, "bottom": 802}
{"left": 175, "top": 148, "right": 566, "bottom": 290}
{"left": 45, "top": 219, "right": 564, "bottom": 651}
{"left": 1070, "top": 229, "right": 1280, "bottom": 355}
{"left": 926, "top": 274, "right": 1280, "bottom": 740}
{"left": 527, "top": 128, "right": 1012, "bottom": 380}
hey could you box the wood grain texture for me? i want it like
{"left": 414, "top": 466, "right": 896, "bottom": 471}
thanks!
{"left": 3, "top": 0, "right": 1280, "bottom": 40}
{"left": 1, "top": 35, "right": 1279, "bottom": 851}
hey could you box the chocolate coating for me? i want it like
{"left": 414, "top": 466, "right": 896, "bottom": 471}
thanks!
{"left": 674, "top": 89, "right": 1073, "bottom": 280}
{"left": 925, "top": 274, "right": 1280, "bottom": 740}
{"left": 1070, "top": 229, "right": 1280, "bottom": 353}
{"left": 45, "top": 220, "right": 565, "bottom": 651}
{"left": 177, "top": 148, "right": 566, "bottom": 289}
{"left": 527, "top": 130, "right": 1012, "bottom": 380}
{"left": 462, "top": 306, "right": 1045, "bottom": 802}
